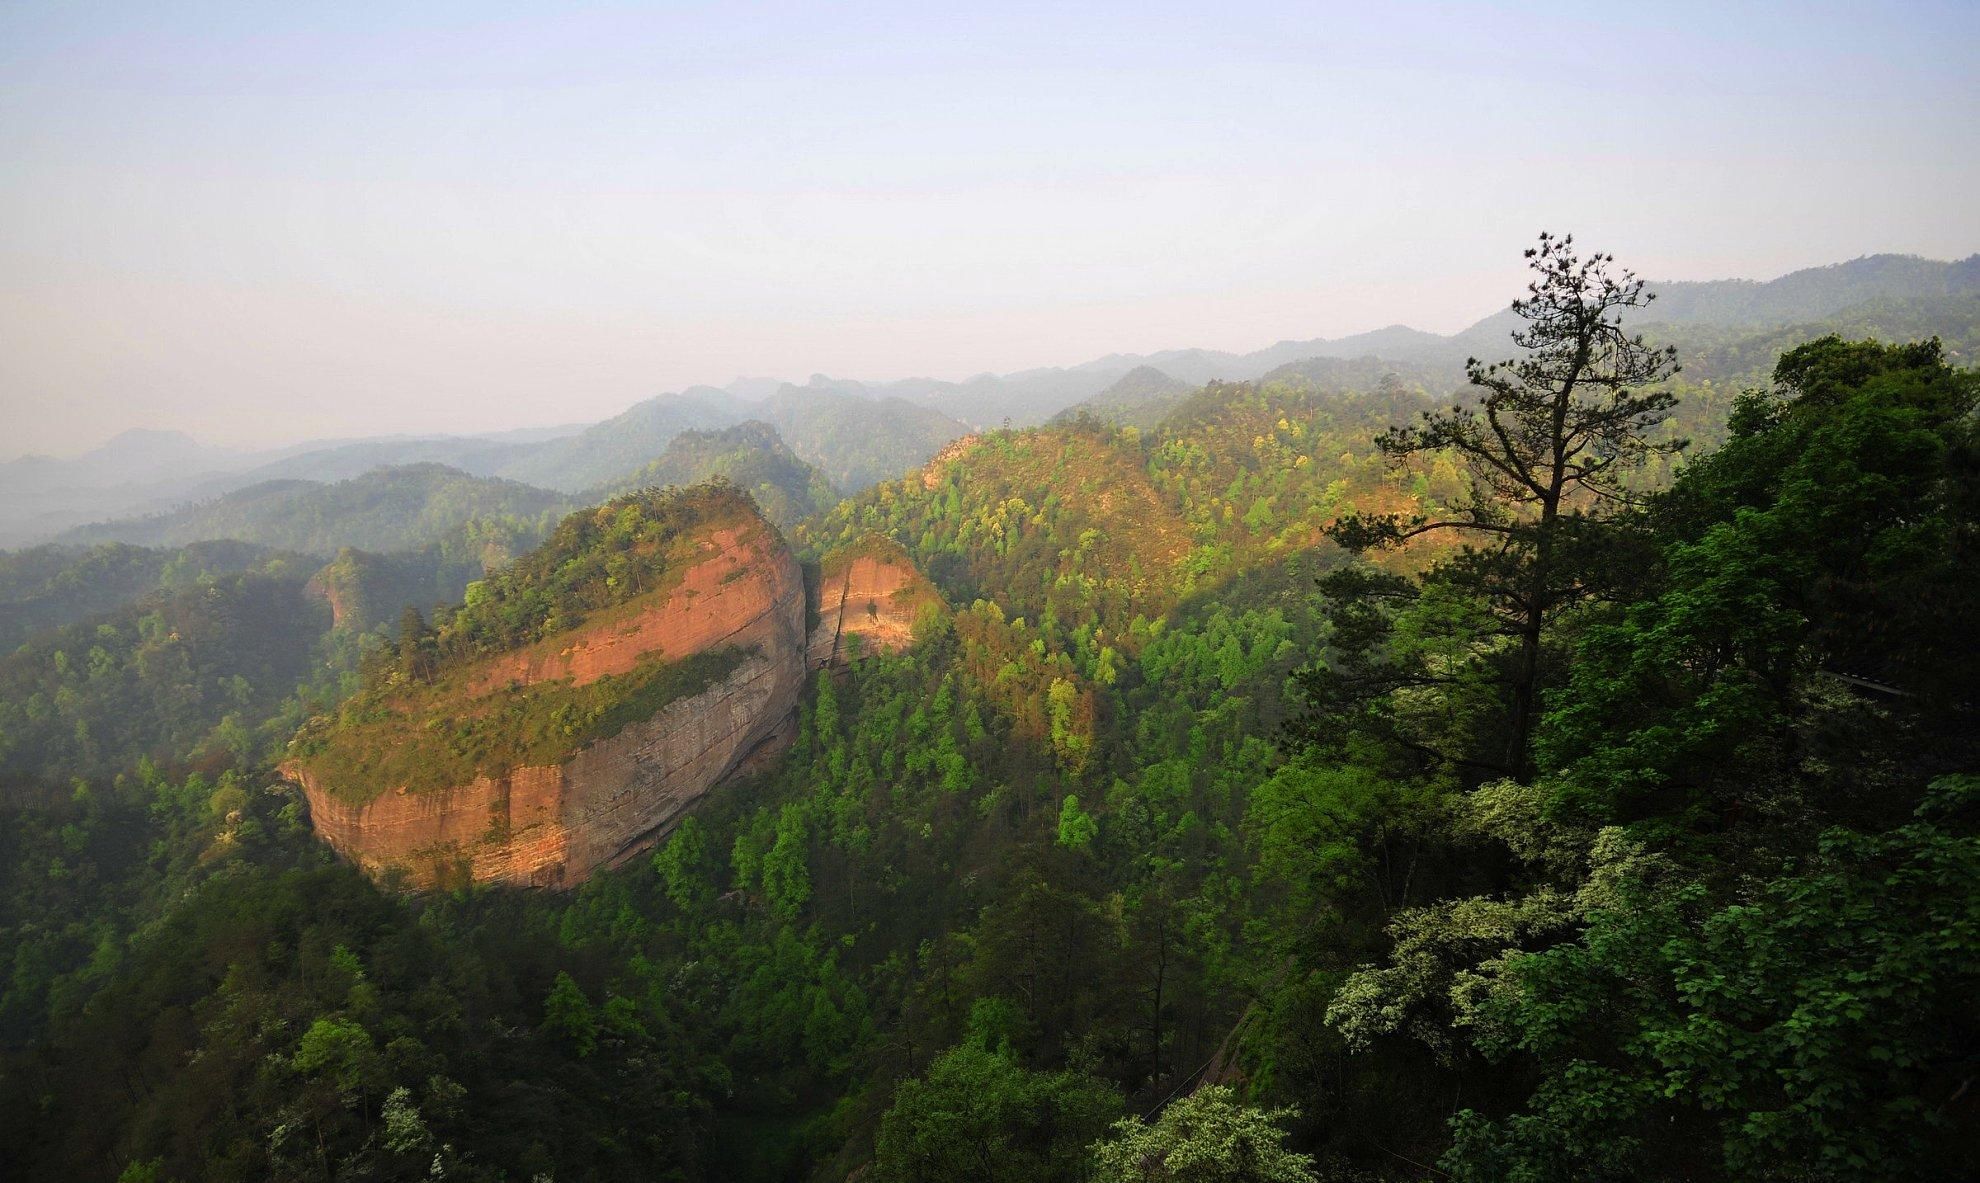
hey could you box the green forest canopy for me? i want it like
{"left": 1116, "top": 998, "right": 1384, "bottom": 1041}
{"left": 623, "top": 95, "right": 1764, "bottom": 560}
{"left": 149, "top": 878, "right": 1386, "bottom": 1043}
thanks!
{"left": 1, "top": 243, "right": 1974, "bottom": 1182}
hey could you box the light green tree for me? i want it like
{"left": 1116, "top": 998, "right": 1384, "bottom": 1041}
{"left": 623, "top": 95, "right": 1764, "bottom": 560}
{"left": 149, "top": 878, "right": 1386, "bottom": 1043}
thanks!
{"left": 1089, "top": 1085, "right": 1318, "bottom": 1183}
{"left": 292, "top": 1016, "right": 385, "bottom": 1102}
{"left": 1057, "top": 794, "right": 1098, "bottom": 849}
{"left": 542, "top": 970, "right": 597, "bottom": 1058}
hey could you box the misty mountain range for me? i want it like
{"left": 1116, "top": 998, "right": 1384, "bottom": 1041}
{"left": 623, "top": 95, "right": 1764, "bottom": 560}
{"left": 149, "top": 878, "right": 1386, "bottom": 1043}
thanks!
{"left": 5, "top": 251, "right": 1974, "bottom": 550}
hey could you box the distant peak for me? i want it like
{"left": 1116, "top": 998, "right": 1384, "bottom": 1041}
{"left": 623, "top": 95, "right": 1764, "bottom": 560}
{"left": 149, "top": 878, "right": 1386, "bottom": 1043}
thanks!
{"left": 723, "top": 376, "right": 786, "bottom": 401}
{"left": 92, "top": 427, "right": 205, "bottom": 456}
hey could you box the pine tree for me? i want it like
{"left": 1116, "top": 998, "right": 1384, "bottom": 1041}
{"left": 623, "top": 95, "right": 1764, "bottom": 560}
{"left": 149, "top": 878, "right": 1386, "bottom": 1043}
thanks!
{"left": 396, "top": 604, "right": 435, "bottom": 683}
{"left": 1325, "top": 232, "right": 1681, "bottom": 774}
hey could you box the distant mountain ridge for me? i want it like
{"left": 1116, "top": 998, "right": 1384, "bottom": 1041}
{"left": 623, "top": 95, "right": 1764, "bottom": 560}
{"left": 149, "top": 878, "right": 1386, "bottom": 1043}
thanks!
{"left": 1631, "top": 252, "right": 1980, "bottom": 324}
{"left": 5, "top": 251, "right": 1971, "bottom": 550}
{"left": 749, "top": 382, "right": 975, "bottom": 491}
{"left": 55, "top": 463, "right": 571, "bottom": 558}
{"left": 697, "top": 252, "right": 1975, "bottom": 431}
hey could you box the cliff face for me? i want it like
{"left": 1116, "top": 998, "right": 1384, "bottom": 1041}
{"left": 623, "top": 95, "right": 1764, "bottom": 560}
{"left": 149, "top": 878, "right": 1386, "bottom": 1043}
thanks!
{"left": 466, "top": 526, "right": 795, "bottom": 695}
{"left": 807, "top": 536, "right": 944, "bottom": 668}
{"left": 290, "top": 518, "right": 806, "bottom": 890}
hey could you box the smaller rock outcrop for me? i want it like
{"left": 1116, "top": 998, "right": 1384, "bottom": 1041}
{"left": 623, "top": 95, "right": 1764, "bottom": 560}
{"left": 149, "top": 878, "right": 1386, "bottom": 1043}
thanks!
{"left": 807, "top": 534, "right": 945, "bottom": 668}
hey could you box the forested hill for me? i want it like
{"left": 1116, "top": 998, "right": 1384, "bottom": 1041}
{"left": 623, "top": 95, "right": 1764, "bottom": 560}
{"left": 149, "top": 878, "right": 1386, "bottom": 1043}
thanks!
{"left": 591, "top": 420, "right": 838, "bottom": 527}
{"left": 489, "top": 390, "right": 746, "bottom": 492}
{"left": 797, "top": 377, "right": 1448, "bottom": 637}
{"left": 1051, "top": 365, "right": 1196, "bottom": 429}
{"left": 748, "top": 384, "right": 975, "bottom": 492}
{"left": 0, "top": 539, "right": 276, "bottom": 651}
{"left": 0, "top": 534, "right": 505, "bottom": 798}
{"left": 1, "top": 244, "right": 1976, "bottom": 1183}
{"left": 0, "top": 552, "right": 331, "bottom": 794}
{"left": 55, "top": 463, "right": 570, "bottom": 560}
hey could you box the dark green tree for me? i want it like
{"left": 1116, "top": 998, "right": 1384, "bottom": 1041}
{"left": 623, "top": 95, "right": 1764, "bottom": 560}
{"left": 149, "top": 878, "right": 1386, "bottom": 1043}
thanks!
{"left": 1542, "top": 335, "right": 1980, "bottom": 824}
{"left": 1326, "top": 336, "right": 1980, "bottom": 1182}
{"left": 1324, "top": 232, "right": 1681, "bottom": 775}
{"left": 542, "top": 970, "right": 598, "bottom": 1058}
{"left": 396, "top": 603, "right": 435, "bottom": 683}
{"left": 869, "top": 1042, "right": 1121, "bottom": 1183}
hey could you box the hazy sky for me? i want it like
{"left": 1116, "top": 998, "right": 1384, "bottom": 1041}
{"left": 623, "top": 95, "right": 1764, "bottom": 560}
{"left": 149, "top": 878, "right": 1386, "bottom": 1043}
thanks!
{"left": 3, "top": 1, "right": 1975, "bottom": 456}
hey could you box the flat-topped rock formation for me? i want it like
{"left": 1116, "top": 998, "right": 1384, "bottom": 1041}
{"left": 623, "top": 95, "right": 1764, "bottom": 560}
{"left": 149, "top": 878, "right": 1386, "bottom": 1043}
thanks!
{"left": 285, "top": 487, "right": 807, "bottom": 890}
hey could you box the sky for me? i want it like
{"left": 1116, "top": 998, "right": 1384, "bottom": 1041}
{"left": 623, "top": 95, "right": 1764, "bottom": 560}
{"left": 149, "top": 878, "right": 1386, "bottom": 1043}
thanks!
{"left": 2, "top": 1, "right": 1975, "bottom": 456}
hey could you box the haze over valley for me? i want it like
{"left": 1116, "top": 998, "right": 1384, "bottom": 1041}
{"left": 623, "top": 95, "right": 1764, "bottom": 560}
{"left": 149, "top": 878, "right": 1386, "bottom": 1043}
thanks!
{"left": 8, "top": 248, "right": 1974, "bottom": 550}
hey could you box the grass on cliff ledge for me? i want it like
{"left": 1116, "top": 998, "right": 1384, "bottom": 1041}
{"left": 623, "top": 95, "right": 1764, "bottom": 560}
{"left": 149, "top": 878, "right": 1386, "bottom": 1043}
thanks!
{"left": 433, "top": 484, "right": 764, "bottom": 671}
{"left": 291, "top": 646, "right": 749, "bottom": 803}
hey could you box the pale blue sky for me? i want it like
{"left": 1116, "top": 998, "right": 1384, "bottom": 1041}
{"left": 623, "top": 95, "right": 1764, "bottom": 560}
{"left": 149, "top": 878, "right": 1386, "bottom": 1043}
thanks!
{"left": 3, "top": 1, "right": 1974, "bottom": 453}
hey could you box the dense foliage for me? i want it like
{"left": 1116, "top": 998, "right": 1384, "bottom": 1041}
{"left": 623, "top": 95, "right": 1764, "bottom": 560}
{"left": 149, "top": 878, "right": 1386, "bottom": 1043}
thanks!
{"left": 2, "top": 240, "right": 1973, "bottom": 1183}
{"left": 0, "top": 766, "right": 722, "bottom": 1181}
{"left": 0, "top": 564, "right": 330, "bottom": 795}
{"left": 0, "top": 537, "right": 496, "bottom": 801}
{"left": 1304, "top": 333, "right": 1978, "bottom": 1179}
{"left": 0, "top": 539, "right": 276, "bottom": 651}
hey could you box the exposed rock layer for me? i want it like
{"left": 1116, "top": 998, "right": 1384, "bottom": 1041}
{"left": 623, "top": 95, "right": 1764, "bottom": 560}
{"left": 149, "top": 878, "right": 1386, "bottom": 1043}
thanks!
{"left": 807, "top": 541, "right": 938, "bottom": 668}
{"left": 291, "top": 520, "right": 806, "bottom": 890}
{"left": 467, "top": 528, "right": 787, "bottom": 694}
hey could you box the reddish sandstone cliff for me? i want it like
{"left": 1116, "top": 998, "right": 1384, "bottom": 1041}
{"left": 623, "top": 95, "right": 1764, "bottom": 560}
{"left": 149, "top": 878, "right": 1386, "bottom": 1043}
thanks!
{"left": 807, "top": 535, "right": 945, "bottom": 668}
{"left": 289, "top": 517, "right": 807, "bottom": 890}
{"left": 467, "top": 527, "right": 792, "bottom": 694}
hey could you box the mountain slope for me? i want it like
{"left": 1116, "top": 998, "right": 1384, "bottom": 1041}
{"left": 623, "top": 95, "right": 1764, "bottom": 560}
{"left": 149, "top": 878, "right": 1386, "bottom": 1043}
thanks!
{"left": 749, "top": 383, "right": 974, "bottom": 491}
{"left": 492, "top": 391, "right": 748, "bottom": 492}
{"left": 1636, "top": 252, "right": 1979, "bottom": 325}
{"left": 591, "top": 421, "right": 837, "bottom": 527}
{"left": 1054, "top": 365, "right": 1195, "bottom": 429}
{"left": 228, "top": 435, "right": 544, "bottom": 485}
{"left": 56, "top": 463, "right": 571, "bottom": 558}
{"left": 800, "top": 425, "right": 1196, "bottom": 634}
{"left": 0, "top": 539, "right": 280, "bottom": 650}
{"left": 0, "top": 563, "right": 333, "bottom": 791}
{"left": 0, "top": 429, "right": 229, "bottom": 489}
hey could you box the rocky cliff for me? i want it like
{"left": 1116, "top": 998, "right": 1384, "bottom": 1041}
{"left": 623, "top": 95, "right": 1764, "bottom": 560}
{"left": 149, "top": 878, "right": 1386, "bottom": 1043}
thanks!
{"left": 807, "top": 534, "right": 945, "bottom": 668}
{"left": 287, "top": 494, "right": 807, "bottom": 890}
